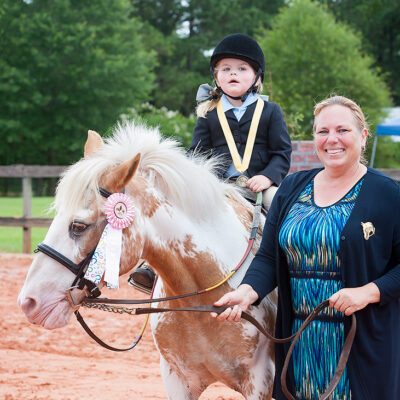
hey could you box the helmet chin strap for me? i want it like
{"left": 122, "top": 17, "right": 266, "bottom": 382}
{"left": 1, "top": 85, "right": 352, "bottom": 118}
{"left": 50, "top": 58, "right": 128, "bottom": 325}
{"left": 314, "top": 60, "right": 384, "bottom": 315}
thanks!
{"left": 217, "top": 69, "right": 262, "bottom": 103}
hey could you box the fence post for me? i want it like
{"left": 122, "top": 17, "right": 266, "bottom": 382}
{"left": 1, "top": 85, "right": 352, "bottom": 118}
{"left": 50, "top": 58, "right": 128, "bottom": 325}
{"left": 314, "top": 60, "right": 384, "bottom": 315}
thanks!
{"left": 22, "top": 177, "right": 32, "bottom": 253}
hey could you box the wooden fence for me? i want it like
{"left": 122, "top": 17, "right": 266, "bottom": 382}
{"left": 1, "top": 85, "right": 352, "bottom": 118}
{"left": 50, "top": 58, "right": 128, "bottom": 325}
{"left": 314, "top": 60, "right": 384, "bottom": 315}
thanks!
{"left": 0, "top": 164, "right": 399, "bottom": 253}
{"left": 0, "top": 165, "right": 66, "bottom": 253}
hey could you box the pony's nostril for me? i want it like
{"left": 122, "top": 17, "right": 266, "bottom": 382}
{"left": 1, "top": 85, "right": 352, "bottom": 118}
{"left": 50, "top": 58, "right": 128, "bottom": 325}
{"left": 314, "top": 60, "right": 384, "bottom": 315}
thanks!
{"left": 20, "top": 297, "right": 37, "bottom": 316}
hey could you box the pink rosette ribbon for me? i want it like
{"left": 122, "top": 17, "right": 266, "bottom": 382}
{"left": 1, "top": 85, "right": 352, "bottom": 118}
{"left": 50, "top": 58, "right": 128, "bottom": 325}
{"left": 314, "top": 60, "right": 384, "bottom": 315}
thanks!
{"left": 104, "top": 193, "right": 135, "bottom": 229}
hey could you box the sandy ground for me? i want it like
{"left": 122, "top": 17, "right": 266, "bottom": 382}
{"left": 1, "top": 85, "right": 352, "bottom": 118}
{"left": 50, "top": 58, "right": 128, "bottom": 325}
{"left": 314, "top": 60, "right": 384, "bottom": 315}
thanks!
{"left": 0, "top": 253, "right": 244, "bottom": 400}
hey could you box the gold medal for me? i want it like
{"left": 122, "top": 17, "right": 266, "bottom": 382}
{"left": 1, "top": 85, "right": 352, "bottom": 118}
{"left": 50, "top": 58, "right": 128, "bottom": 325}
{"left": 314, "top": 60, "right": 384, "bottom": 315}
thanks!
{"left": 236, "top": 175, "right": 249, "bottom": 188}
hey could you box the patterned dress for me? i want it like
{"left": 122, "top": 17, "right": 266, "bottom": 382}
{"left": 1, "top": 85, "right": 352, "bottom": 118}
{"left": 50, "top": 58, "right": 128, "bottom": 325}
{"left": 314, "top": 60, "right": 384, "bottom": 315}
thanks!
{"left": 278, "top": 178, "right": 364, "bottom": 400}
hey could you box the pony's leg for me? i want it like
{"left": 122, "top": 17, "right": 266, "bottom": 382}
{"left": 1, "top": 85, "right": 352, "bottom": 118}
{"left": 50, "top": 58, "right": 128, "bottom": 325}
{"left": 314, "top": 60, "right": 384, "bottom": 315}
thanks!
{"left": 239, "top": 355, "right": 274, "bottom": 400}
{"left": 159, "top": 355, "right": 203, "bottom": 400}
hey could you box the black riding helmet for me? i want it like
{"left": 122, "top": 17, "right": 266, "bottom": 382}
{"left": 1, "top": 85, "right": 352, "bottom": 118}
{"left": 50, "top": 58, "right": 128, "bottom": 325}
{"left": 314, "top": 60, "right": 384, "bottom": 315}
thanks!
{"left": 210, "top": 33, "right": 265, "bottom": 101}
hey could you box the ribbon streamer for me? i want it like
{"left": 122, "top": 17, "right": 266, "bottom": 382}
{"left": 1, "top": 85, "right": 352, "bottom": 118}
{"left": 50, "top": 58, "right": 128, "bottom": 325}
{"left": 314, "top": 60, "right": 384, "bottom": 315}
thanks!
{"left": 84, "top": 192, "right": 135, "bottom": 289}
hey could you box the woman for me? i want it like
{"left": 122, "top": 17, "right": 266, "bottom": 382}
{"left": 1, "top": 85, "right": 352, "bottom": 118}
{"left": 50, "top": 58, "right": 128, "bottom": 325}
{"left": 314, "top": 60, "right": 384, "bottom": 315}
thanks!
{"left": 213, "top": 95, "right": 400, "bottom": 399}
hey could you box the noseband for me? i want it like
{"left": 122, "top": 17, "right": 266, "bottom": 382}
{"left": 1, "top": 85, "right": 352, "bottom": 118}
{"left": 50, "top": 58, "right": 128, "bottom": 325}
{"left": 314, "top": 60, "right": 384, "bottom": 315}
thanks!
{"left": 35, "top": 243, "right": 100, "bottom": 298}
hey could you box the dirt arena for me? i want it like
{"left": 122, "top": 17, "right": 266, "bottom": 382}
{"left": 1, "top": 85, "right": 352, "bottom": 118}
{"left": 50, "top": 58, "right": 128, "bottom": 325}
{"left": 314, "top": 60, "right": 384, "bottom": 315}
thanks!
{"left": 0, "top": 253, "right": 244, "bottom": 400}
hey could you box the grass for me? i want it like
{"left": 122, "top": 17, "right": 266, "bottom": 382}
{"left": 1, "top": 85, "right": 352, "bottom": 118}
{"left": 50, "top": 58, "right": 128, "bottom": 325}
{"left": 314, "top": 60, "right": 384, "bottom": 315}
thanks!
{"left": 0, "top": 197, "right": 55, "bottom": 253}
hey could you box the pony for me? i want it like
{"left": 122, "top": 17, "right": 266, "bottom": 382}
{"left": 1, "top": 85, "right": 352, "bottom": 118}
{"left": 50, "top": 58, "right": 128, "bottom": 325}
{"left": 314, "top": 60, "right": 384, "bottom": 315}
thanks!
{"left": 18, "top": 122, "right": 277, "bottom": 400}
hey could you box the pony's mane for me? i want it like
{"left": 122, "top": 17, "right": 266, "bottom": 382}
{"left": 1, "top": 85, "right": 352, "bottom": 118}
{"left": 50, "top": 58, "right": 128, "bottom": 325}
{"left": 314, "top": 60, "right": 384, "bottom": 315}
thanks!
{"left": 54, "top": 122, "right": 245, "bottom": 220}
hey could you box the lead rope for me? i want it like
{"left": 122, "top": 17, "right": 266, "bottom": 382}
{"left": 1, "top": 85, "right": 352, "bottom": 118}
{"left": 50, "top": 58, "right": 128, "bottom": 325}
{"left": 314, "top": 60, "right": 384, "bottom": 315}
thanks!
{"left": 74, "top": 275, "right": 159, "bottom": 352}
{"left": 79, "top": 300, "right": 356, "bottom": 400}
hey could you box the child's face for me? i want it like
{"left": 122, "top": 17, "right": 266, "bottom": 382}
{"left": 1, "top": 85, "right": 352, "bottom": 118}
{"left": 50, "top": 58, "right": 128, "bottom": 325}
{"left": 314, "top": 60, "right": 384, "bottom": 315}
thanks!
{"left": 215, "top": 58, "right": 257, "bottom": 99}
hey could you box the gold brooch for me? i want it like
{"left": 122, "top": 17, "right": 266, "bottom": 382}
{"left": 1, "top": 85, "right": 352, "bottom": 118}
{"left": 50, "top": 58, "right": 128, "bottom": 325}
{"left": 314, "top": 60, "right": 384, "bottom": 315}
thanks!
{"left": 361, "top": 222, "right": 375, "bottom": 240}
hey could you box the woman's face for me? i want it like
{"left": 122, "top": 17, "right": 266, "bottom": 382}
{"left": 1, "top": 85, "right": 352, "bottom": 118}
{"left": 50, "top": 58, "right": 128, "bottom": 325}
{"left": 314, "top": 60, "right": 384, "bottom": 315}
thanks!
{"left": 215, "top": 58, "right": 257, "bottom": 99}
{"left": 314, "top": 105, "right": 367, "bottom": 171}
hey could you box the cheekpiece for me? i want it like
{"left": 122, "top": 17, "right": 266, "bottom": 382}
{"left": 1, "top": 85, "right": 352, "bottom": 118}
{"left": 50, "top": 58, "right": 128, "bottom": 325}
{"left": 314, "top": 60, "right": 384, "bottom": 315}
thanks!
{"left": 104, "top": 193, "right": 135, "bottom": 229}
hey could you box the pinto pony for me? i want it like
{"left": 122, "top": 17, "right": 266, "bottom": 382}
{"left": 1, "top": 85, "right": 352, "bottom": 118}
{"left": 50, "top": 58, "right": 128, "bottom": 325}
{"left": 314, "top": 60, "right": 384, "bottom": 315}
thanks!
{"left": 18, "top": 123, "right": 277, "bottom": 400}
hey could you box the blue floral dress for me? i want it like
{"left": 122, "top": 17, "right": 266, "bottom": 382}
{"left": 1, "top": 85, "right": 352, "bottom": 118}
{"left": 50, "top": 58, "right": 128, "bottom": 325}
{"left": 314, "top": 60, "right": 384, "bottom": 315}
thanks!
{"left": 278, "top": 178, "right": 364, "bottom": 400}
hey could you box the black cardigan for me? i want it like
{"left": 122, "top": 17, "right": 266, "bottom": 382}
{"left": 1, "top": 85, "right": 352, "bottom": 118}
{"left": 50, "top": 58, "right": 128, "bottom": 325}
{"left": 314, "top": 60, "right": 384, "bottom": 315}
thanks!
{"left": 242, "top": 167, "right": 400, "bottom": 399}
{"left": 189, "top": 100, "right": 292, "bottom": 185}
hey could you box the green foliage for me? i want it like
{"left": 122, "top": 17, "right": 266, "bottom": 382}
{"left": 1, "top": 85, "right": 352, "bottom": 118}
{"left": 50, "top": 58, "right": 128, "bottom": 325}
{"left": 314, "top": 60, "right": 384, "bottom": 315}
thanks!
{"left": 0, "top": 0, "right": 155, "bottom": 165}
{"left": 257, "top": 0, "right": 392, "bottom": 138}
{"left": 132, "top": 0, "right": 284, "bottom": 115}
{"left": 322, "top": 0, "right": 400, "bottom": 105}
{"left": 132, "top": 0, "right": 183, "bottom": 36}
{"left": 122, "top": 103, "right": 196, "bottom": 148}
{"left": 371, "top": 136, "right": 400, "bottom": 168}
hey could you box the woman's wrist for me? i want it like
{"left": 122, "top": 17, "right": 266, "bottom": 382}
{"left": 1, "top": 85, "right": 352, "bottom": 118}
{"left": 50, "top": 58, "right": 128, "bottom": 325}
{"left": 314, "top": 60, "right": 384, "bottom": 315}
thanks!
{"left": 238, "top": 284, "right": 259, "bottom": 304}
{"left": 364, "top": 282, "right": 381, "bottom": 303}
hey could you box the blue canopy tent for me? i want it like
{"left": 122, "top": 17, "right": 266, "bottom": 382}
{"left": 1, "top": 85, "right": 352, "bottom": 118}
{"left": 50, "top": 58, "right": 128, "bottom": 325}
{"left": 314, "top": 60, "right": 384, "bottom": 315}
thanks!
{"left": 370, "top": 117, "right": 400, "bottom": 167}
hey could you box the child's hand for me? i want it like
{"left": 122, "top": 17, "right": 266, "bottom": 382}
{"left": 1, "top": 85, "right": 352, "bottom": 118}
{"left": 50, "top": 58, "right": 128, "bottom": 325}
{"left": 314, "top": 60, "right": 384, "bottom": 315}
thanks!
{"left": 247, "top": 175, "right": 273, "bottom": 193}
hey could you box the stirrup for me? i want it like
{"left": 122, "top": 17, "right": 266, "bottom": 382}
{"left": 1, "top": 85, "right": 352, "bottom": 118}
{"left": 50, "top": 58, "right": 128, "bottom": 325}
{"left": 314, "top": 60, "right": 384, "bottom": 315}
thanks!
{"left": 128, "top": 261, "right": 155, "bottom": 295}
{"left": 127, "top": 278, "right": 152, "bottom": 295}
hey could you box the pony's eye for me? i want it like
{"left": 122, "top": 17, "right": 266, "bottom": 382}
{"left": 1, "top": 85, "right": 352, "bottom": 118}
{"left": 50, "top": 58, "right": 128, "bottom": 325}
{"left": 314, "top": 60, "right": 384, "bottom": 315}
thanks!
{"left": 70, "top": 221, "right": 88, "bottom": 235}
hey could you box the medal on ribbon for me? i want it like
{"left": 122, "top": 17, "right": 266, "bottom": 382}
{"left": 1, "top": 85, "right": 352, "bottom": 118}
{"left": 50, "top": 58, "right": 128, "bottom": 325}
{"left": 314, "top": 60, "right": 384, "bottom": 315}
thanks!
{"left": 236, "top": 174, "right": 249, "bottom": 188}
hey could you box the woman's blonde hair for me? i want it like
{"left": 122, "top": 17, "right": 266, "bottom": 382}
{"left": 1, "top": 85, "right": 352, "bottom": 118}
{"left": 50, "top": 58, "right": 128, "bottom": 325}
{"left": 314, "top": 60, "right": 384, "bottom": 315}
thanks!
{"left": 313, "top": 95, "right": 369, "bottom": 164}
{"left": 196, "top": 66, "right": 264, "bottom": 118}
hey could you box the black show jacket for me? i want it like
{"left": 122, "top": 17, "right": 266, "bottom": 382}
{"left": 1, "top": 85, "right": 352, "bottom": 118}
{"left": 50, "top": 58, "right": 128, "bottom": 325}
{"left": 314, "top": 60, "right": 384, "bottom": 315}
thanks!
{"left": 189, "top": 100, "right": 292, "bottom": 185}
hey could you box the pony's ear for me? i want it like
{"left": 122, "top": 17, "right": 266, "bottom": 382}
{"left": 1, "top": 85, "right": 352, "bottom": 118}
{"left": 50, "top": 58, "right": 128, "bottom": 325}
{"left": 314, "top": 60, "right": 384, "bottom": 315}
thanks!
{"left": 84, "top": 130, "right": 103, "bottom": 157}
{"left": 102, "top": 153, "right": 141, "bottom": 193}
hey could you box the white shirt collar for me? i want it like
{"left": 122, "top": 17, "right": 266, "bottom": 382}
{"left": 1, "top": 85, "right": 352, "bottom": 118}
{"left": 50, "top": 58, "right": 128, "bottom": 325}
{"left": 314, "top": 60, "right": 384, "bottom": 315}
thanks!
{"left": 220, "top": 92, "right": 259, "bottom": 112}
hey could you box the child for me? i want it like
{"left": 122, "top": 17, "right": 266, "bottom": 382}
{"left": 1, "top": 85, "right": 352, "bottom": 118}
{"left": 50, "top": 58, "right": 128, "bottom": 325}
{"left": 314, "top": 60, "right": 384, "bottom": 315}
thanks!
{"left": 191, "top": 33, "right": 291, "bottom": 208}
{"left": 130, "top": 33, "right": 292, "bottom": 292}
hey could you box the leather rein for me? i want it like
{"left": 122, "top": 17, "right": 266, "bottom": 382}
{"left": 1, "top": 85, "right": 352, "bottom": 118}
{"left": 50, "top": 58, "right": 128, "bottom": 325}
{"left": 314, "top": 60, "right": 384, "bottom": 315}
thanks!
{"left": 35, "top": 187, "right": 356, "bottom": 400}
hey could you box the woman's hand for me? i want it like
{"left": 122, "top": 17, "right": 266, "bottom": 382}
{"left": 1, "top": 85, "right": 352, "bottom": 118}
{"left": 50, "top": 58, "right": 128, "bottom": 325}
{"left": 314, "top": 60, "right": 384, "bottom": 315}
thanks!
{"left": 211, "top": 284, "right": 259, "bottom": 322}
{"left": 247, "top": 175, "right": 273, "bottom": 193}
{"left": 329, "top": 282, "right": 380, "bottom": 315}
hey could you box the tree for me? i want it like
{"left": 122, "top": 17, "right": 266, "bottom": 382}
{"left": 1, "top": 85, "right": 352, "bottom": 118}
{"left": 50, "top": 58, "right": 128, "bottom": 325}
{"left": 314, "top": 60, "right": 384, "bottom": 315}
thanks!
{"left": 0, "top": 0, "right": 155, "bottom": 165}
{"left": 257, "top": 0, "right": 392, "bottom": 138}
{"left": 131, "top": 0, "right": 285, "bottom": 115}
{"left": 322, "top": 0, "right": 400, "bottom": 105}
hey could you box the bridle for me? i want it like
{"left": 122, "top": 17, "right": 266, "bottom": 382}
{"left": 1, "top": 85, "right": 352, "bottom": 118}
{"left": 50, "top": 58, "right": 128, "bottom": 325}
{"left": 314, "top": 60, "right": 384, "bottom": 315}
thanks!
{"left": 35, "top": 188, "right": 115, "bottom": 300}
{"left": 35, "top": 186, "right": 356, "bottom": 400}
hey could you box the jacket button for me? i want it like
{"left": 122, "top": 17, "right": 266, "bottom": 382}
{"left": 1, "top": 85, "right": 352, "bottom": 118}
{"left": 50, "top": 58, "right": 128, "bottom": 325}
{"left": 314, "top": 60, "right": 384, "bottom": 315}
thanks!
{"left": 341, "top": 235, "right": 345, "bottom": 240}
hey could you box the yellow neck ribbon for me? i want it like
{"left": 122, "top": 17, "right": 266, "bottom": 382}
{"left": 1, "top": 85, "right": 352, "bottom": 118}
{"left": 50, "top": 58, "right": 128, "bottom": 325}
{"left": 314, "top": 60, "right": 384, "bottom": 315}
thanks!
{"left": 216, "top": 97, "right": 264, "bottom": 174}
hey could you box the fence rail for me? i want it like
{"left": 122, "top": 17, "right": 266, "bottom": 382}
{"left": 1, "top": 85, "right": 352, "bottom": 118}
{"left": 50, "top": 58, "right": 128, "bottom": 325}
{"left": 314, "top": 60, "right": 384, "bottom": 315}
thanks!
{"left": 0, "top": 164, "right": 399, "bottom": 253}
{"left": 0, "top": 165, "right": 67, "bottom": 253}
